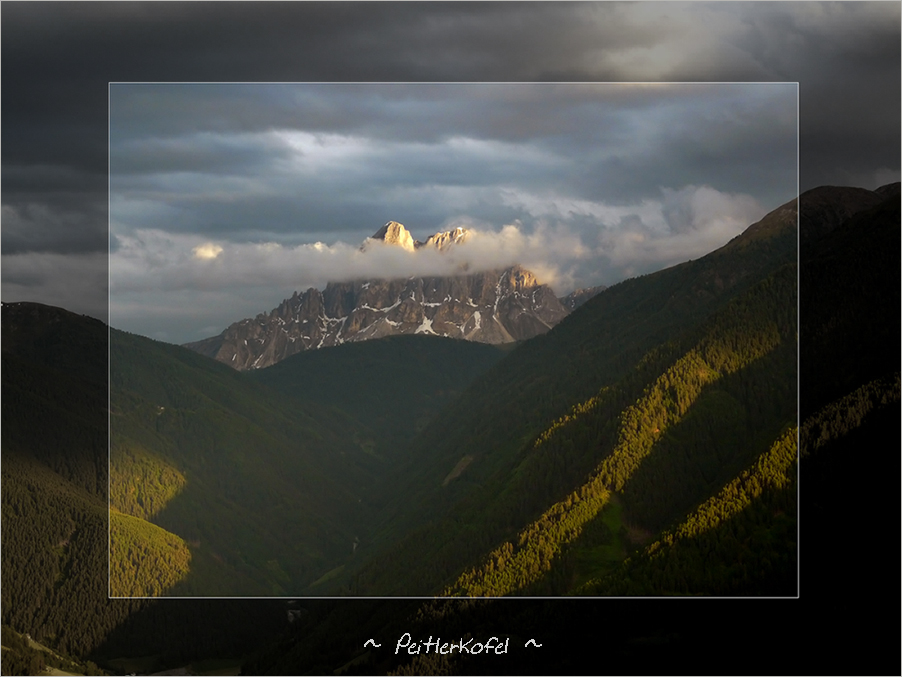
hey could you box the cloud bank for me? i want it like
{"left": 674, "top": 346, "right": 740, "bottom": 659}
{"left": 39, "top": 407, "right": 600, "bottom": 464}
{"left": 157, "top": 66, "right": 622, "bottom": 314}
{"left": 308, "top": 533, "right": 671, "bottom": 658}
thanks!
{"left": 110, "top": 182, "right": 767, "bottom": 343}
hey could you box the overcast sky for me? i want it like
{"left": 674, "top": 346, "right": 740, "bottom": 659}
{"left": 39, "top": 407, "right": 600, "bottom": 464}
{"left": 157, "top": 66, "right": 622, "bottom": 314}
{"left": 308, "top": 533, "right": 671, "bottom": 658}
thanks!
{"left": 108, "top": 82, "right": 796, "bottom": 341}
{"left": 3, "top": 2, "right": 899, "bottom": 343}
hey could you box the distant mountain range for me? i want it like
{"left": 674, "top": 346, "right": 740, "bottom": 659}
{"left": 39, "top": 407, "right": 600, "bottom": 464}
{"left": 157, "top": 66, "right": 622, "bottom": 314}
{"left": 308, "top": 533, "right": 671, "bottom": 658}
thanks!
{"left": 185, "top": 221, "right": 584, "bottom": 370}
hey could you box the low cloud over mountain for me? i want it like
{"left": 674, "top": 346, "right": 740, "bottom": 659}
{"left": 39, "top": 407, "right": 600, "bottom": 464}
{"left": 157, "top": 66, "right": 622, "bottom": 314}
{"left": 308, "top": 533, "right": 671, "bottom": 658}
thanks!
{"left": 110, "top": 182, "right": 767, "bottom": 344}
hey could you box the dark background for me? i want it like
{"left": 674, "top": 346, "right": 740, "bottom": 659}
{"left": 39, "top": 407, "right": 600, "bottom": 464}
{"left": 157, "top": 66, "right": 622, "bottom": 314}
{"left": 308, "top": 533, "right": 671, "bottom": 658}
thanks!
{"left": 2, "top": 3, "right": 899, "bottom": 675}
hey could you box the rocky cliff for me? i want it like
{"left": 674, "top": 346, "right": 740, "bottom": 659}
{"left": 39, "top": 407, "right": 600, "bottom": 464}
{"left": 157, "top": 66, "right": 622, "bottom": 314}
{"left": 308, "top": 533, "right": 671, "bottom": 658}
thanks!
{"left": 185, "top": 223, "right": 569, "bottom": 370}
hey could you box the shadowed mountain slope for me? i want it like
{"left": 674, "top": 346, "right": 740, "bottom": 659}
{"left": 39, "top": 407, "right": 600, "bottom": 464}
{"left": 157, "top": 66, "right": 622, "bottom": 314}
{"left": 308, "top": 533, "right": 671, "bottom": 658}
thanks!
{"left": 322, "top": 194, "right": 799, "bottom": 596}
{"left": 1, "top": 303, "right": 287, "bottom": 669}
{"left": 109, "top": 328, "right": 385, "bottom": 596}
{"left": 248, "top": 333, "right": 508, "bottom": 460}
{"left": 241, "top": 184, "right": 899, "bottom": 673}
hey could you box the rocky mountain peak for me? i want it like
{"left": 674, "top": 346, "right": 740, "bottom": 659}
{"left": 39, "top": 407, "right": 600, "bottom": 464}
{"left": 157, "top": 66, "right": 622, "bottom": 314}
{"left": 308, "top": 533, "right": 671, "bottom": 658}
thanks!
{"left": 366, "top": 222, "right": 470, "bottom": 252}
{"left": 422, "top": 227, "right": 469, "bottom": 250}
{"left": 500, "top": 265, "right": 538, "bottom": 292}
{"left": 559, "top": 285, "right": 608, "bottom": 311}
{"left": 371, "top": 221, "right": 416, "bottom": 251}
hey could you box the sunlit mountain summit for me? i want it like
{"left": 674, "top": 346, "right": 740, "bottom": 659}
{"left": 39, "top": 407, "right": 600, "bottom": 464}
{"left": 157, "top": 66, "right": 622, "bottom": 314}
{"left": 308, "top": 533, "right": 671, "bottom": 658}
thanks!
{"left": 363, "top": 221, "right": 469, "bottom": 252}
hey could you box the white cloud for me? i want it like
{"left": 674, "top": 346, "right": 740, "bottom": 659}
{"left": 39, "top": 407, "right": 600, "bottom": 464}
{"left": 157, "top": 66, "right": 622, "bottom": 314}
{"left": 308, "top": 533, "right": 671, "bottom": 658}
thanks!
{"left": 497, "top": 188, "right": 667, "bottom": 230}
{"left": 192, "top": 243, "right": 223, "bottom": 260}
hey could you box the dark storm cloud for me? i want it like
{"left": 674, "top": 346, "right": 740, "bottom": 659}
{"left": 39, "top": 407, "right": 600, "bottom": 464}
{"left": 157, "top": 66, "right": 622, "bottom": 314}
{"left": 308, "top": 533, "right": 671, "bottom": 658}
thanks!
{"left": 108, "top": 83, "right": 796, "bottom": 243}
{"left": 713, "top": 2, "right": 900, "bottom": 188}
{"left": 2, "top": 2, "right": 898, "bottom": 328}
{"left": 109, "top": 131, "right": 294, "bottom": 177}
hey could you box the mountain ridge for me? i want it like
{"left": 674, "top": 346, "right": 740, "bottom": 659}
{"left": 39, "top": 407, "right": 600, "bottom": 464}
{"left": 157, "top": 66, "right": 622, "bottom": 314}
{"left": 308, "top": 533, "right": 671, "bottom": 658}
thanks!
{"left": 186, "top": 269, "right": 568, "bottom": 371}
{"left": 334, "top": 190, "right": 800, "bottom": 596}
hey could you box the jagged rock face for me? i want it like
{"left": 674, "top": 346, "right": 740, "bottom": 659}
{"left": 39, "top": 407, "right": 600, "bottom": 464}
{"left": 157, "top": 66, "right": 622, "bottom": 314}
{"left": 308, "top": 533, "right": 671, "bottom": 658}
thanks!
{"left": 185, "top": 265, "right": 569, "bottom": 371}
{"left": 421, "top": 227, "right": 469, "bottom": 250}
{"left": 186, "top": 222, "right": 567, "bottom": 370}
{"left": 370, "top": 221, "right": 417, "bottom": 251}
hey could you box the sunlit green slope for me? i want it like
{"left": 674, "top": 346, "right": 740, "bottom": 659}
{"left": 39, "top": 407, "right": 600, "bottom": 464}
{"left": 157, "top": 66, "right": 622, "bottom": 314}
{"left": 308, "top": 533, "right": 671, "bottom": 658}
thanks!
{"left": 109, "top": 511, "right": 192, "bottom": 598}
{"left": 339, "top": 197, "right": 798, "bottom": 596}
{"left": 441, "top": 263, "right": 797, "bottom": 596}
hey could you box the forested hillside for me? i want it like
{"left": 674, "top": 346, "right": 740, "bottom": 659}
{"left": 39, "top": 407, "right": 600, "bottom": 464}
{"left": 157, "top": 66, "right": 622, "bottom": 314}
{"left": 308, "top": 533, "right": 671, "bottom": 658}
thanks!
{"left": 2, "top": 303, "right": 288, "bottom": 673}
{"left": 242, "top": 183, "right": 902, "bottom": 675}
{"left": 106, "top": 329, "right": 510, "bottom": 597}
{"left": 444, "top": 264, "right": 797, "bottom": 597}
{"left": 249, "top": 334, "right": 508, "bottom": 460}
{"left": 335, "top": 195, "right": 798, "bottom": 597}
{"left": 2, "top": 184, "right": 898, "bottom": 676}
{"left": 109, "top": 328, "right": 381, "bottom": 596}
